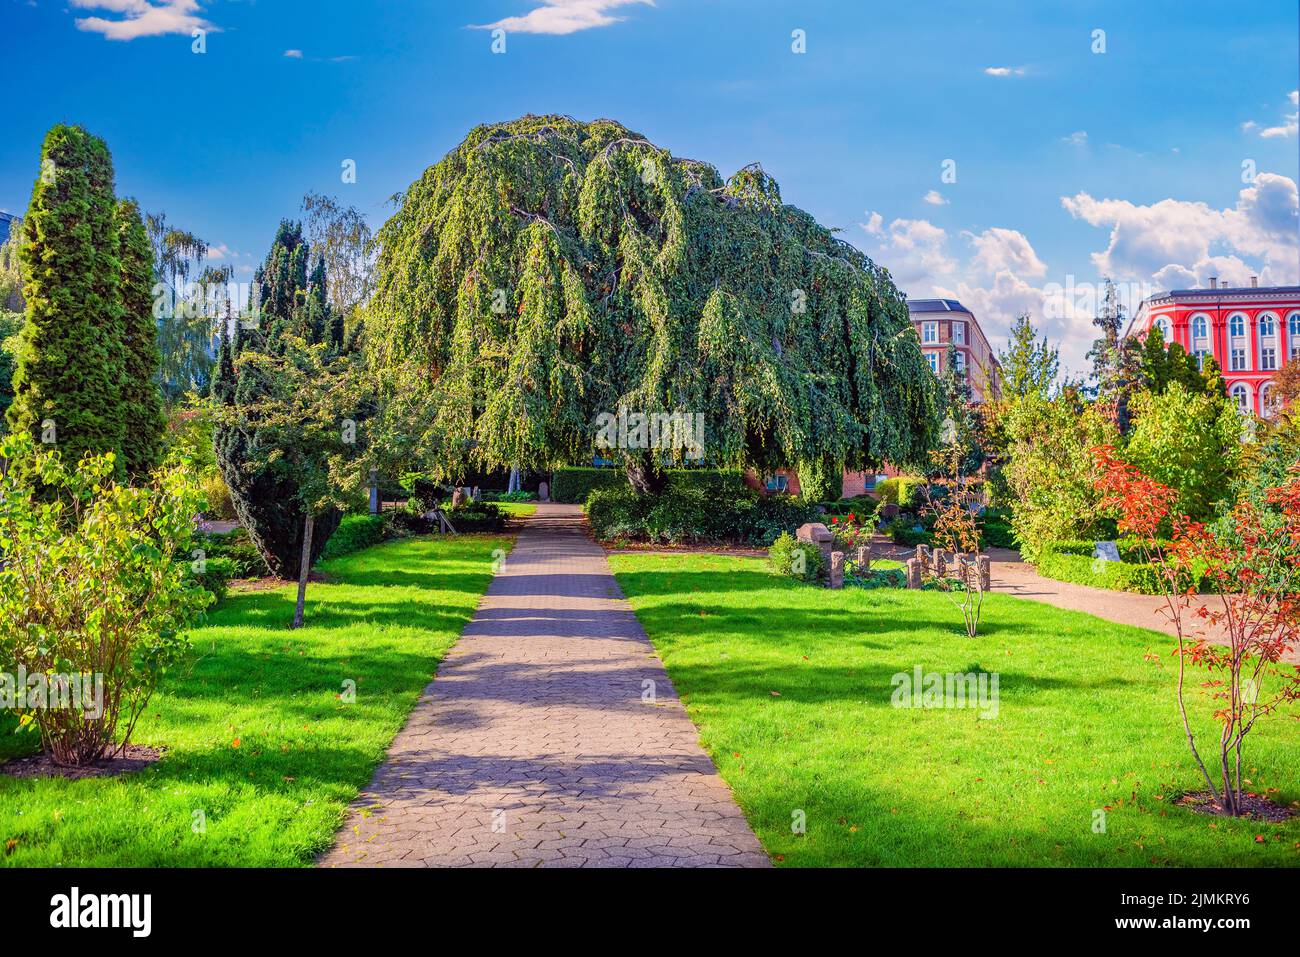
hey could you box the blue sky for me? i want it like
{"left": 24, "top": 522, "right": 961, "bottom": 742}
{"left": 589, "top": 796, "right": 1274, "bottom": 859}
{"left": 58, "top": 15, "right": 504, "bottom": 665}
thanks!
{"left": 2, "top": 0, "right": 1297, "bottom": 374}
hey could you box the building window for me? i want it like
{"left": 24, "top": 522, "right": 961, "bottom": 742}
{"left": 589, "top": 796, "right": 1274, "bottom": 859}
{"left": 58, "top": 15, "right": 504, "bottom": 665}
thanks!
{"left": 1230, "top": 383, "right": 1250, "bottom": 412}
{"left": 952, "top": 321, "right": 966, "bottom": 345}
{"left": 954, "top": 351, "right": 966, "bottom": 373}
{"left": 1191, "top": 315, "right": 1208, "bottom": 341}
{"left": 1262, "top": 384, "right": 1279, "bottom": 419}
{"left": 1229, "top": 314, "right": 1246, "bottom": 338}
{"left": 922, "top": 321, "right": 938, "bottom": 344}
{"left": 1259, "top": 313, "right": 1277, "bottom": 338}
{"left": 1230, "top": 348, "right": 1247, "bottom": 371}
{"left": 1155, "top": 316, "right": 1172, "bottom": 341}
{"left": 1193, "top": 349, "right": 1208, "bottom": 370}
{"left": 1289, "top": 313, "right": 1300, "bottom": 338}
{"left": 764, "top": 474, "right": 789, "bottom": 493}
{"left": 1262, "top": 346, "right": 1277, "bottom": 371}
{"left": 926, "top": 351, "right": 939, "bottom": 373}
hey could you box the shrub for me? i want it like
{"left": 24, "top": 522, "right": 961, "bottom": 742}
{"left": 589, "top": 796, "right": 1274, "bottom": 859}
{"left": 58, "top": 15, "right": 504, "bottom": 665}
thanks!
{"left": 446, "top": 501, "right": 505, "bottom": 533}
{"left": 0, "top": 434, "right": 212, "bottom": 766}
{"left": 552, "top": 466, "right": 747, "bottom": 504}
{"left": 552, "top": 467, "right": 627, "bottom": 503}
{"left": 876, "top": 476, "right": 925, "bottom": 508}
{"left": 483, "top": 489, "right": 536, "bottom": 502}
{"left": 199, "top": 470, "right": 238, "bottom": 521}
{"left": 192, "top": 527, "right": 268, "bottom": 578}
{"left": 320, "top": 514, "right": 388, "bottom": 561}
{"left": 887, "top": 515, "right": 932, "bottom": 547}
{"left": 1034, "top": 550, "right": 1167, "bottom": 594}
{"left": 400, "top": 472, "right": 443, "bottom": 511}
{"left": 980, "top": 517, "right": 1017, "bottom": 550}
{"left": 190, "top": 555, "right": 236, "bottom": 603}
{"left": 768, "top": 532, "right": 823, "bottom": 582}
{"left": 846, "top": 567, "right": 907, "bottom": 589}
{"left": 587, "top": 484, "right": 818, "bottom": 545}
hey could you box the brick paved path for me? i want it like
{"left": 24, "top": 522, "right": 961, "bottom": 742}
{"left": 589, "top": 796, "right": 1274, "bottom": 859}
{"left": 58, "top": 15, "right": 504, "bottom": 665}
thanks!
{"left": 319, "top": 504, "right": 769, "bottom": 868}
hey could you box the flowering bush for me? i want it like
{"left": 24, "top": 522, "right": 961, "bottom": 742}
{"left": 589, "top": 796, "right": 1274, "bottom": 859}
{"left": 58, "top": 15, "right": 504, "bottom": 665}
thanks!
{"left": 1094, "top": 444, "right": 1300, "bottom": 816}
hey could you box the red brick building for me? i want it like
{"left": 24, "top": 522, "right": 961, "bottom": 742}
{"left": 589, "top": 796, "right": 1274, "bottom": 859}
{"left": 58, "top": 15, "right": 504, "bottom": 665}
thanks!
{"left": 1127, "top": 280, "right": 1300, "bottom": 417}
{"left": 750, "top": 298, "right": 1002, "bottom": 497}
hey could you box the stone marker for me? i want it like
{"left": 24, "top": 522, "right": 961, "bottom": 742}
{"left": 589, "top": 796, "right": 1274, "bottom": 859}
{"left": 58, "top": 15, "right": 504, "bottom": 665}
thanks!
{"left": 538, "top": 481, "right": 550, "bottom": 502}
{"left": 451, "top": 487, "right": 467, "bottom": 509}
{"left": 829, "top": 551, "right": 845, "bottom": 589}
{"left": 854, "top": 544, "right": 871, "bottom": 570}
{"left": 906, "top": 558, "right": 922, "bottom": 589}
{"left": 977, "top": 554, "right": 991, "bottom": 590}
{"left": 796, "top": 522, "right": 835, "bottom": 574}
{"left": 1093, "top": 540, "right": 1121, "bottom": 563}
{"left": 930, "top": 548, "right": 947, "bottom": 578}
{"left": 915, "top": 544, "right": 929, "bottom": 564}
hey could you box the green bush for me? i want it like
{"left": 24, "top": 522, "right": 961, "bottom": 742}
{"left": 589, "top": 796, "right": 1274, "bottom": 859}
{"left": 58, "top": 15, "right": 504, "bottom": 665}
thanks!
{"left": 876, "top": 476, "right": 926, "bottom": 508}
{"left": 552, "top": 466, "right": 746, "bottom": 504}
{"left": 189, "top": 555, "right": 235, "bottom": 603}
{"left": 846, "top": 567, "right": 907, "bottom": 589}
{"left": 552, "top": 467, "right": 627, "bottom": 503}
{"left": 587, "top": 484, "right": 818, "bottom": 546}
{"left": 767, "top": 532, "right": 824, "bottom": 582}
{"left": 980, "top": 518, "right": 1018, "bottom": 550}
{"left": 483, "top": 489, "right": 537, "bottom": 502}
{"left": 320, "top": 514, "right": 388, "bottom": 561}
{"left": 1034, "top": 551, "right": 1165, "bottom": 594}
{"left": 192, "top": 527, "right": 268, "bottom": 578}
{"left": 446, "top": 501, "right": 506, "bottom": 533}
{"left": 887, "top": 515, "right": 932, "bottom": 547}
{"left": 399, "top": 473, "right": 443, "bottom": 511}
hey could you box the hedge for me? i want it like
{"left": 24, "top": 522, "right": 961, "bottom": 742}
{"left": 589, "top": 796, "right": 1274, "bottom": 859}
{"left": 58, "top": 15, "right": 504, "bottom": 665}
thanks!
{"left": 551, "top": 466, "right": 746, "bottom": 504}
{"left": 1034, "top": 550, "right": 1166, "bottom": 594}
{"left": 876, "top": 476, "right": 926, "bottom": 508}
{"left": 586, "top": 484, "right": 819, "bottom": 545}
{"left": 319, "top": 514, "right": 388, "bottom": 561}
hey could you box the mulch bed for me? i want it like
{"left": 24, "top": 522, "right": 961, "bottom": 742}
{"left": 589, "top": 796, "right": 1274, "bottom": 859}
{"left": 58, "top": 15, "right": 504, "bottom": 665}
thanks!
{"left": 1176, "top": 790, "right": 1295, "bottom": 823}
{"left": 0, "top": 744, "right": 163, "bottom": 781}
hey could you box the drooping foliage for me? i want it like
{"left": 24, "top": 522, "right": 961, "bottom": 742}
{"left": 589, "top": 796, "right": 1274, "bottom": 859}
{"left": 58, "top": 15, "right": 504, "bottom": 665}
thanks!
{"left": 212, "top": 221, "right": 348, "bottom": 577}
{"left": 7, "top": 125, "right": 126, "bottom": 475}
{"left": 364, "top": 115, "right": 937, "bottom": 487}
{"left": 116, "top": 197, "right": 165, "bottom": 477}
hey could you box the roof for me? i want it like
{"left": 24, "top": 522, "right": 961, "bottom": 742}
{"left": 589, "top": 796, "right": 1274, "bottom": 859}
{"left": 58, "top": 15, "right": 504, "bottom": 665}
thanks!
{"left": 906, "top": 298, "right": 971, "bottom": 314}
{"left": 1142, "top": 285, "right": 1300, "bottom": 302}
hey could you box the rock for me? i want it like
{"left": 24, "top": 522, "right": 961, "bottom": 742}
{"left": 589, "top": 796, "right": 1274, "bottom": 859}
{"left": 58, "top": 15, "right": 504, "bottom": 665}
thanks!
{"left": 451, "top": 487, "right": 467, "bottom": 509}
{"left": 829, "top": 551, "right": 845, "bottom": 589}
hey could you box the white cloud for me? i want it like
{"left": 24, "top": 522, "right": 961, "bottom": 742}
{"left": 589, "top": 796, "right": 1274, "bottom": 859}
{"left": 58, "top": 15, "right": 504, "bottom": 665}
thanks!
{"left": 283, "top": 49, "right": 303, "bottom": 58}
{"left": 1061, "top": 130, "right": 1087, "bottom": 147}
{"left": 861, "top": 214, "right": 958, "bottom": 286}
{"left": 1246, "top": 91, "right": 1298, "bottom": 139}
{"left": 473, "top": 0, "right": 654, "bottom": 35}
{"left": 922, "top": 190, "right": 948, "bottom": 206}
{"left": 983, "top": 66, "right": 1025, "bottom": 77}
{"left": 1061, "top": 173, "right": 1299, "bottom": 286}
{"left": 71, "top": 0, "right": 216, "bottom": 41}
{"left": 966, "top": 227, "right": 1047, "bottom": 278}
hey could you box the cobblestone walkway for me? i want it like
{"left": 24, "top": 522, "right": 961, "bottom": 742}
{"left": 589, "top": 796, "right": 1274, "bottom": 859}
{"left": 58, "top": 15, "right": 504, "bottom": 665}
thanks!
{"left": 319, "top": 504, "right": 769, "bottom": 868}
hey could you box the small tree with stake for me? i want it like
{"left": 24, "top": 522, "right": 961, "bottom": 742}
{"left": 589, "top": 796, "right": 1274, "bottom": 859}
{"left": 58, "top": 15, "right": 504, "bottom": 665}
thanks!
{"left": 921, "top": 418, "right": 987, "bottom": 638}
{"left": 214, "top": 333, "right": 363, "bottom": 628}
{"left": 1093, "top": 445, "right": 1300, "bottom": 816}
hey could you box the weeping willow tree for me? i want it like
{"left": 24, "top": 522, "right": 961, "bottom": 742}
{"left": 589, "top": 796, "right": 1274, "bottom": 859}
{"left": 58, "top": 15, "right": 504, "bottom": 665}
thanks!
{"left": 366, "top": 115, "right": 936, "bottom": 492}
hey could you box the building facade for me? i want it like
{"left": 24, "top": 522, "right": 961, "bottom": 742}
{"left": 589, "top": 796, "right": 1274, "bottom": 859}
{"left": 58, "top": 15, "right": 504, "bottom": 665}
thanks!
{"left": 1128, "top": 281, "right": 1300, "bottom": 418}
{"left": 749, "top": 298, "right": 1003, "bottom": 497}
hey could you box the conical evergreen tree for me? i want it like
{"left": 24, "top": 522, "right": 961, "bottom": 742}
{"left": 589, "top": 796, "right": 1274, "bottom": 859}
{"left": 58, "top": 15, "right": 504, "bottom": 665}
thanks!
{"left": 212, "top": 221, "right": 345, "bottom": 577}
{"left": 116, "top": 197, "right": 165, "bottom": 477}
{"left": 7, "top": 125, "right": 125, "bottom": 475}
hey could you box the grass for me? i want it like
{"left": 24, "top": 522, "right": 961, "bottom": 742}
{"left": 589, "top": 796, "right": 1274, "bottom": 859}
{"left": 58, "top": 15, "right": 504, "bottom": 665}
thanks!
{"left": 608, "top": 552, "right": 1300, "bottom": 867}
{"left": 0, "top": 534, "right": 509, "bottom": 867}
{"left": 496, "top": 501, "right": 538, "bottom": 518}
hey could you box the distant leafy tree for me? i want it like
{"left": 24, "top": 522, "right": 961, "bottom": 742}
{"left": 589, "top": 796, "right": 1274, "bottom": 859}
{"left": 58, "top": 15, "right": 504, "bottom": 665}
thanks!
{"left": 1125, "top": 383, "right": 1242, "bottom": 520}
{"left": 146, "top": 211, "right": 214, "bottom": 400}
{"left": 0, "top": 311, "right": 21, "bottom": 427}
{"left": 364, "top": 115, "right": 937, "bottom": 493}
{"left": 116, "top": 198, "right": 165, "bottom": 477}
{"left": 0, "top": 217, "right": 22, "bottom": 312}
{"left": 997, "top": 313, "right": 1059, "bottom": 400}
{"left": 7, "top": 125, "right": 126, "bottom": 477}
{"left": 301, "top": 192, "right": 376, "bottom": 319}
{"left": 213, "top": 221, "right": 353, "bottom": 578}
{"left": 1003, "top": 388, "right": 1120, "bottom": 559}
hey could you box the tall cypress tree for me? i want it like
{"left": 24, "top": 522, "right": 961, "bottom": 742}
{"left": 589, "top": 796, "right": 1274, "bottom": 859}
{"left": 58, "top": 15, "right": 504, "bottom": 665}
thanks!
{"left": 116, "top": 197, "right": 165, "bottom": 477}
{"left": 7, "top": 125, "right": 125, "bottom": 474}
{"left": 213, "top": 221, "right": 345, "bottom": 577}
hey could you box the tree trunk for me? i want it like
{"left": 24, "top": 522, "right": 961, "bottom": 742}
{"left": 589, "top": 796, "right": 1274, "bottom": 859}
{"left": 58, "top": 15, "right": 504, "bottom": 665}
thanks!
{"left": 291, "top": 511, "right": 315, "bottom": 630}
{"left": 625, "top": 455, "right": 669, "bottom": 495}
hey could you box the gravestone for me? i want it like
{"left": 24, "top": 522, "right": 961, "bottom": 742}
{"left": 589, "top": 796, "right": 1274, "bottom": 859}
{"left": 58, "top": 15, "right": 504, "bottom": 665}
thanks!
{"left": 906, "top": 558, "right": 922, "bottom": 589}
{"left": 829, "top": 551, "right": 845, "bottom": 589}
{"left": 538, "top": 481, "right": 550, "bottom": 502}
{"left": 1093, "top": 541, "right": 1121, "bottom": 564}
{"left": 977, "top": 555, "right": 991, "bottom": 590}
{"left": 451, "top": 487, "right": 467, "bottom": 510}
{"left": 796, "top": 522, "right": 835, "bottom": 574}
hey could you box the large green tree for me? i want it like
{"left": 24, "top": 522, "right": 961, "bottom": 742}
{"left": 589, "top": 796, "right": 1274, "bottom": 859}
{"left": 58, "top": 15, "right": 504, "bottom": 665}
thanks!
{"left": 7, "top": 125, "right": 126, "bottom": 475}
{"left": 998, "top": 313, "right": 1059, "bottom": 400}
{"left": 364, "top": 116, "right": 937, "bottom": 491}
{"left": 116, "top": 198, "right": 165, "bottom": 477}
{"left": 213, "top": 221, "right": 351, "bottom": 578}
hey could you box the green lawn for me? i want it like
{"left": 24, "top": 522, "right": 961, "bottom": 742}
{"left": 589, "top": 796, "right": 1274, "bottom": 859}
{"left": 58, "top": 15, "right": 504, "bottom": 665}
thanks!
{"left": 496, "top": 501, "right": 538, "bottom": 518}
{"left": 609, "top": 552, "right": 1300, "bottom": 867}
{"left": 0, "top": 534, "right": 509, "bottom": 867}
